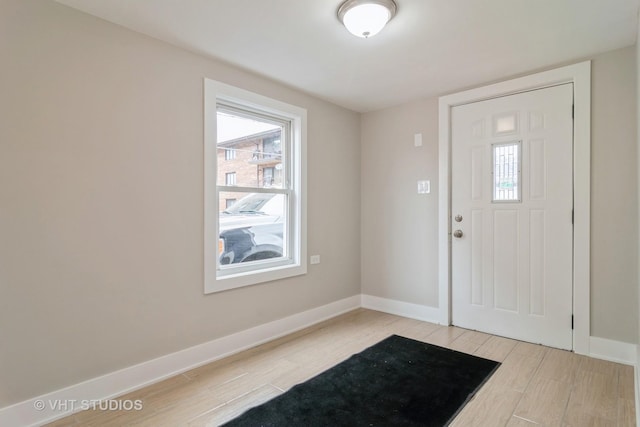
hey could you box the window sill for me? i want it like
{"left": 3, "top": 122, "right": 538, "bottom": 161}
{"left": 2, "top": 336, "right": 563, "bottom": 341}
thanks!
{"left": 205, "top": 262, "right": 307, "bottom": 294}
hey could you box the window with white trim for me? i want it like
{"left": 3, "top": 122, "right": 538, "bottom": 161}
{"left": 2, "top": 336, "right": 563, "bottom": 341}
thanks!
{"left": 224, "top": 148, "right": 237, "bottom": 160}
{"left": 204, "top": 79, "right": 307, "bottom": 293}
{"left": 225, "top": 172, "right": 237, "bottom": 186}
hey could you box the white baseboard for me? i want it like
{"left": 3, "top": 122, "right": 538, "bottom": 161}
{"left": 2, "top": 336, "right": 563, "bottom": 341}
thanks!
{"left": 1, "top": 293, "right": 637, "bottom": 427}
{"left": 361, "top": 295, "right": 639, "bottom": 366}
{"left": 636, "top": 345, "right": 640, "bottom": 427}
{"left": 361, "top": 294, "right": 442, "bottom": 325}
{"left": 0, "top": 295, "right": 361, "bottom": 427}
{"left": 588, "top": 336, "right": 637, "bottom": 365}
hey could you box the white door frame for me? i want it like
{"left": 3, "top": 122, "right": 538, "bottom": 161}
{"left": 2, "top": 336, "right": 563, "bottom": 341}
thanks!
{"left": 438, "top": 61, "right": 591, "bottom": 355}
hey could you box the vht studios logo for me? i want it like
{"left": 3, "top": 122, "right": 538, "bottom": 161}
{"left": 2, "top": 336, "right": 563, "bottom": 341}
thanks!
{"left": 33, "top": 399, "right": 143, "bottom": 412}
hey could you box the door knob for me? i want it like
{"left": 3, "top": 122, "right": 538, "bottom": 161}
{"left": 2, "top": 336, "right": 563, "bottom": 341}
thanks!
{"left": 453, "top": 230, "right": 463, "bottom": 238}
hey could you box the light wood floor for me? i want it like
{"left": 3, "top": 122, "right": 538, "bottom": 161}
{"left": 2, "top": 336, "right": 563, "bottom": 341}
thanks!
{"left": 45, "top": 309, "right": 636, "bottom": 427}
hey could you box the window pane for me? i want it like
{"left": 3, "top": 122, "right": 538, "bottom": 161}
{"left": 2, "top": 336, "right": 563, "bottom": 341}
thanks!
{"left": 224, "top": 148, "right": 236, "bottom": 160}
{"left": 225, "top": 172, "right": 236, "bottom": 186}
{"left": 493, "top": 142, "right": 521, "bottom": 202}
{"left": 218, "top": 191, "right": 287, "bottom": 265}
{"left": 217, "top": 110, "right": 284, "bottom": 189}
{"left": 263, "top": 167, "right": 275, "bottom": 187}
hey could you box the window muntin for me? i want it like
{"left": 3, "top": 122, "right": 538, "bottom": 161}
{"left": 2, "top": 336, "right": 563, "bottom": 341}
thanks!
{"left": 204, "top": 79, "right": 306, "bottom": 293}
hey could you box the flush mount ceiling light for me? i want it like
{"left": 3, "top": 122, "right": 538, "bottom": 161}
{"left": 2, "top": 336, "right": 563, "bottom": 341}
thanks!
{"left": 338, "top": 0, "right": 398, "bottom": 38}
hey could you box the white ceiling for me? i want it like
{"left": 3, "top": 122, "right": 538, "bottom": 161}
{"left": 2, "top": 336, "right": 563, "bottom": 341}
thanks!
{"left": 56, "top": 0, "right": 639, "bottom": 112}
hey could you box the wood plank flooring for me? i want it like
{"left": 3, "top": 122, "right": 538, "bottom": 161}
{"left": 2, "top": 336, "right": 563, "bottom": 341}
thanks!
{"left": 45, "top": 309, "right": 636, "bottom": 426}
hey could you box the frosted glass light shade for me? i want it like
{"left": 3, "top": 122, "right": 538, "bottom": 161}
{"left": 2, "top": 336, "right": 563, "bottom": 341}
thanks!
{"left": 338, "top": 0, "right": 397, "bottom": 38}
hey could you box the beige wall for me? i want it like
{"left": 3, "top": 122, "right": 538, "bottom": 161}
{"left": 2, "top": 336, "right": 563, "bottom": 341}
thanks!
{"left": 636, "top": 14, "right": 640, "bottom": 369}
{"left": 0, "top": 0, "right": 361, "bottom": 407}
{"left": 591, "top": 47, "right": 638, "bottom": 342}
{"left": 361, "top": 99, "right": 439, "bottom": 306}
{"left": 361, "top": 46, "right": 638, "bottom": 344}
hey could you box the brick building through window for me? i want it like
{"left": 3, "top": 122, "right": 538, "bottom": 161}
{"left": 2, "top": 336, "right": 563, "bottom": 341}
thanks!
{"left": 217, "top": 128, "right": 283, "bottom": 210}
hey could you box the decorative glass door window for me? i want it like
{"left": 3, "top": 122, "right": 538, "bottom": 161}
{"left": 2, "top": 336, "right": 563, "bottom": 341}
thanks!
{"left": 492, "top": 141, "right": 521, "bottom": 202}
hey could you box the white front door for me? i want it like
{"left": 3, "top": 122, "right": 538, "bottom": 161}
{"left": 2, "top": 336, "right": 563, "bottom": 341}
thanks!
{"left": 451, "top": 84, "right": 573, "bottom": 350}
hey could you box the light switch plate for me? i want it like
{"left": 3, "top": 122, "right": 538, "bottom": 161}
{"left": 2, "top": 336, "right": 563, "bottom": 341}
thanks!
{"left": 417, "top": 180, "right": 430, "bottom": 194}
{"left": 310, "top": 255, "right": 321, "bottom": 264}
{"left": 414, "top": 133, "right": 423, "bottom": 147}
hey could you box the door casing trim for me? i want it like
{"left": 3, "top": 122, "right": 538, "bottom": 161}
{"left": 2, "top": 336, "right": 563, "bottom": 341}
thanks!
{"left": 438, "top": 61, "right": 591, "bottom": 354}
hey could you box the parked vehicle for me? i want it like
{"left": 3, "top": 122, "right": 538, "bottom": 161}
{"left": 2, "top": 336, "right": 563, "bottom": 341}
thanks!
{"left": 219, "top": 193, "right": 284, "bottom": 264}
